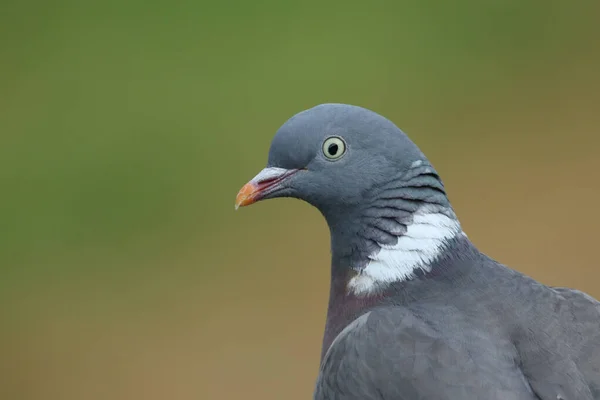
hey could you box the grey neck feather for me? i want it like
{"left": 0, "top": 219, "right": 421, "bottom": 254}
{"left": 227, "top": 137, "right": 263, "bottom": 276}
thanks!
{"left": 321, "top": 161, "right": 460, "bottom": 278}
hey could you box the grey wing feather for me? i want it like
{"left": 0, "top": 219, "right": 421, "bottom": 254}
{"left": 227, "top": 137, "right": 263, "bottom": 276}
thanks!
{"left": 551, "top": 287, "right": 600, "bottom": 398}
{"left": 314, "top": 307, "right": 539, "bottom": 400}
{"left": 515, "top": 286, "right": 600, "bottom": 400}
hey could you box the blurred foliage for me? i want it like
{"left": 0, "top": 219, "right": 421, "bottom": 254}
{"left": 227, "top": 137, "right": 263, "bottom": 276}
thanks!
{"left": 1, "top": 1, "right": 599, "bottom": 399}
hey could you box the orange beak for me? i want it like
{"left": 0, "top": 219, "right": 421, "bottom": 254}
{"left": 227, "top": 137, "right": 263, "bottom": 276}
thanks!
{"left": 235, "top": 167, "right": 299, "bottom": 209}
{"left": 235, "top": 181, "right": 261, "bottom": 209}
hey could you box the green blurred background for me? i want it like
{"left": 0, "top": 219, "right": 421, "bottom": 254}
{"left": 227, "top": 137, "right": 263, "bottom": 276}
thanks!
{"left": 1, "top": 1, "right": 599, "bottom": 399}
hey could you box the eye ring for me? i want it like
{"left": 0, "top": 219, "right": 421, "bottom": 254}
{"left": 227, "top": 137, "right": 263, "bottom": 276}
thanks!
{"left": 322, "top": 136, "right": 347, "bottom": 160}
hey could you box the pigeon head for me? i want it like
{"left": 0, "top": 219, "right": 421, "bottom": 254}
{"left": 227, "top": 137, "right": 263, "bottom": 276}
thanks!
{"left": 236, "top": 104, "right": 463, "bottom": 295}
{"left": 236, "top": 104, "right": 434, "bottom": 211}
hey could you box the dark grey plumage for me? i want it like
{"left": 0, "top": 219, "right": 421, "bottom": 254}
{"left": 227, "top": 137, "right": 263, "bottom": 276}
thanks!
{"left": 236, "top": 103, "right": 600, "bottom": 399}
{"left": 314, "top": 247, "right": 600, "bottom": 400}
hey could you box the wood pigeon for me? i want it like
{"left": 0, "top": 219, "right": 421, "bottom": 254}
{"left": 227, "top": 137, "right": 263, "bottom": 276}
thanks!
{"left": 235, "top": 103, "right": 600, "bottom": 400}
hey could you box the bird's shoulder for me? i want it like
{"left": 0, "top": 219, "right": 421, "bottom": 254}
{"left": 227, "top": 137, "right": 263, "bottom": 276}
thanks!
{"left": 551, "top": 286, "right": 600, "bottom": 322}
{"left": 550, "top": 286, "right": 600, "bottom": 351}
{"left": 546, "top": 286, "right": 600, "bottom": 398}
{"left": 314, "top": 305, "right": 537, "bottom": 400}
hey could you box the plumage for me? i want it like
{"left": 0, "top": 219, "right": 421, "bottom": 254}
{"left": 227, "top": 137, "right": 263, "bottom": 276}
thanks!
{"left": 235, "top": 103, "right": 600, "bottom": 399}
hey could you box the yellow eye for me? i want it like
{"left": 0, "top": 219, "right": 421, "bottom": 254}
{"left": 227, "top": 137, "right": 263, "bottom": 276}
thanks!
{"left": 322, "top": 137, "right": 346, "bottom": 160}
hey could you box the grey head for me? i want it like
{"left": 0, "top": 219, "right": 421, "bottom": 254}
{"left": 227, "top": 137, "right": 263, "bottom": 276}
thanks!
{"left": 236, "top": 103, "right": 463, "bottom": 295}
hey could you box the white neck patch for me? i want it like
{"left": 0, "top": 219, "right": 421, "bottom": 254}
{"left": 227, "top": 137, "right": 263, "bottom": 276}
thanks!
{"left": 347, "top": 206, "right": 463, "bottom": 296}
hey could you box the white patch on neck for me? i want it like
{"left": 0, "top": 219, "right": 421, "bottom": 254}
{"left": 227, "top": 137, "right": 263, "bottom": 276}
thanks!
{"left": 348, "top": 206, "right": 463, "bottom": 296}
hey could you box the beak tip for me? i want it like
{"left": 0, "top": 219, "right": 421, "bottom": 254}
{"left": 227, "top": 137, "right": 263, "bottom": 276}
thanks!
{"left": 235, "top": 182, "right": 258, "bottom": 210}
{"left": 234, "top": 198, "right": 246, "bottom": 210}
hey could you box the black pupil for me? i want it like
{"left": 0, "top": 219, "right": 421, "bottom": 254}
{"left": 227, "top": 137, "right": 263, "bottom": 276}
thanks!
{"left": 328, "top": 143, "right": 339, "bottom": 156}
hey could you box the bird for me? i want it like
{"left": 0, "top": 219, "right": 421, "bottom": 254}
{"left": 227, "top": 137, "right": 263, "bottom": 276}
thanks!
{"left": 235, "top": 103, "right": 600, "bottom": 399}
